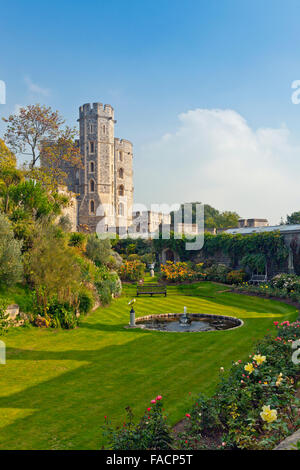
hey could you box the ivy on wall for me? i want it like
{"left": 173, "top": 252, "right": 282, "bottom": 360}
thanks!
{"left": 153, "top": 231, "right": 288, "bottom": 267}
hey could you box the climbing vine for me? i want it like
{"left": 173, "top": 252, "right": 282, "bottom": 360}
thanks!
{"left": 153, "top": 231, "right": 288, "bottom": 266}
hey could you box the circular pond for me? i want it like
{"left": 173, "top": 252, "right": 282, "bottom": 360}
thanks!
{"left": 135, "top": 313, "right": 243, "bottom": 332}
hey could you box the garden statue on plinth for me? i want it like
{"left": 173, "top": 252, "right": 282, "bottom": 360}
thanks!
{"left": 128, "top": 298, "right": 136, "bottom": 327}
{"left": 149, "top": 262, "right": 156, "bottom": 278}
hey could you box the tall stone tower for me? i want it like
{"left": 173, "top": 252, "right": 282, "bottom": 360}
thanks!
{"left": 77, "top": 103, "right": 133, "bottom": 233}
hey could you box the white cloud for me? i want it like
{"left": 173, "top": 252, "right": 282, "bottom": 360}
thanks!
{"left": 24, "top": 76, "right": 50, "bottom": 96}
{"left": 137, "top": 108, "right": 300, "bottom": 225}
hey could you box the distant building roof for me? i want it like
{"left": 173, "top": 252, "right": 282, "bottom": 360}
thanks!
{"left": 225, "top": 224, "right": 300, "bottom": 235}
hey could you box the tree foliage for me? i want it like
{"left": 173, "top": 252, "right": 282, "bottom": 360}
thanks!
{"left": 23, "top": 223, "right": 82, "bottom": 312}
{"left": 170, "top": 202, "right": 239, "bottom": 230}
{"left": 85, "top": 234, "right": 113, "bottom": 266}
{"left": 0, "top": 212, "right": 23, "bottom": 286}
{"left": 2, "top": 104, "right": 82, "bottom": 189}
{"left": 286, "top": 211, "right": 300, "bottom": 225}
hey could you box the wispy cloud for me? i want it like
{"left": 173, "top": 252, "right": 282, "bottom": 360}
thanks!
{"left": 137, "top": 108, "right": 300, "bottom": 225}
{"left": 24, "top": 76, "right": 50, "bottom": 96}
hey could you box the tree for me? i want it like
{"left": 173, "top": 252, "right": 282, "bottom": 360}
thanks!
{"left": 2, "top": 104, "right": 82, "bottom": 189}
{"left": 0, "top": 139, "right": 23, "bottom": 214}
{"left": 7, "top": 180, "right": 69, "bottom": 246}
{"left": 216, "top": 210, "right": 240, "bottom": 229}
{"left": 170, "top": 203, "right": 239, "bottom": 230}
{"left": 286, "top": 211, "right": 300, "bottom": 225}
{"left": 0, "top": 212, "right": 23, "bottom": 286}
{"left": 85, "top": 234, "right": 113, "bottom": 266}
{"left": 24, "top": 223, "right": 82, "bottom": 312}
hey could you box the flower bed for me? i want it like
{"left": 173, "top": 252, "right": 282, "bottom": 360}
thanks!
{"left": 235, "top": 273, "right": 300, "bottom": 304}
{"left": 118, "top": 260, "right": 146, "bottom": 282}
{"left": 160, "top": 261, "right": 206, "bottom": 283}
{"left": 103, "top": 321, "right": 300, "bottom": 450}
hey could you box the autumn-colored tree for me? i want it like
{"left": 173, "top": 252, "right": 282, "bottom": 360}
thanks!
{"left": 2, "top": 104, "right": 82, "bottom": 189}
{"left": 0, "top": 139, "right": 24, "bottom": 213}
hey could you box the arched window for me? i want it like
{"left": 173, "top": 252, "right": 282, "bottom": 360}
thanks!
{"left": 90, "top": 200, "right": 95, "bottom": 214}
{"left": 102, "top": 125, "right": 106, "bottom": 134}
{"left": 118, "top": 185, "right": 124, "bottom": 196}
{"left": 90, "top": 179, "right": 95, "bottom": 192}
{"left": 118, "top": 168, "right": 124, "bottom": 179}
{"left": 118, "top": 202, "right": 124, "bottom": 216}
{"left": 89, "top": 141, "right": 95, "bottom": 153}
{"left": 90, "top": 161, "right": 95, "bottom": 172}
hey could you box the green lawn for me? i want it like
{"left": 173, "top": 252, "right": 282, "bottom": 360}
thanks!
{"left": 0, "top": 281, "right": 298, "bottom": 450}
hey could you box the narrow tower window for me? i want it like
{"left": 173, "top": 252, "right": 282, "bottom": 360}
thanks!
{"left": 89, "top": 141, "right": 95, "bottom": 153}
{"left": 90, "top": 200, "right": 95, "bottom": 214}
{"left": 118, "top": 202, "right": 124, "bottom": 216}
{"left": 119, "top": 151, "right": 123, "bottom": 161}
{"left": 90, "top": 179, "right": 95, "bottom": 192}
{"left": 118, "top": 185, "right": 124, "bottom": 196}
{"left": 118, "top": 168, "right": 124, "bottom": 179}
{"left": 90, "top": 161, "right": 95, "bottom": 172}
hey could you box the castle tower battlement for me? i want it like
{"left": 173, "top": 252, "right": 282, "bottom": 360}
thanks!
{"left": 79, "top": 102, "right": 114, "bottom": 119}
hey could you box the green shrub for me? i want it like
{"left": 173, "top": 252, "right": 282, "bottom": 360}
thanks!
{"left": 271, "top": 273, "right": 300, "bottom": 292}
{"left": 226, "top": 269, "right": 246, "bottom": 285}
{"left": 127, "top": 253, "right": 140, "bottom": 261}
{"left": 96, "top": 280, "right": 112, "bottom": 306}
{"left": 85, "top": 235, "right": 112, "bottom": 266}
{"left": 32, "top": 294, "right": 78, "bottom": 329}
{"left": 204, "top": 263, "right": 230, "bottom": 283}
{"left": 103, "top": 397, "right": 173, "bottom": 450}
{"left": 78, "top": 288, "right": 94, "bottom": 314}
{"left": 68, "top": 232, "right": 86, "bottom": 248}
{"left": 0, "top": 299, "right": 10, "bottom": 334}
{"left": 0, "top": 212, "right": 23, "bottom": 286}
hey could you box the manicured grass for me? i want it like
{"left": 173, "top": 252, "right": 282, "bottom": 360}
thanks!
{"left": 0, "top": 281, "right": 297, "bottom": 450}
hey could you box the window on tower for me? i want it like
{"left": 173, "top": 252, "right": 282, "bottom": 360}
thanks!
{"left": 118, "top": 202, "right": 124, "bottom": 216}
{"left": 118, "top": 185, "right": 124, "bottom": 196}
{"left": 90, "top": 200, "right": 95, "bottom": 214}
{"left": 89, "top": 141, "right": 95, "bottom": 153}
{"left": 119, "top": 151, "right": 123, "bottom": 161}
{"left": 90, "top": 161, "right": 95, "bottom": 172}
{"left": 118, "top": 168, "right": 124, "bottom": 179}
{"left": 75, "top": 170, "right": 79, "bottom": 185}
{"left": 90, "top": 179, "right": 95, "bottom": 192}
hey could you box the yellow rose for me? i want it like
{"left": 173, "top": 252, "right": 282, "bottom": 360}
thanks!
{"left": 276, "top": 373, "right": 283, "bottom": 387}
{"left": 253, "top": 354, "right": 266, "bottom": 365}
{"left": 260, "top": 405, "right": 277, "bottom": 423}
{"left": 244, "top": 363, "right": 254, "bottom": 374}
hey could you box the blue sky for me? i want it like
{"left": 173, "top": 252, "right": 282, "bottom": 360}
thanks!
{"left": 1, "top": 0, "right": 300, "bottom": 223}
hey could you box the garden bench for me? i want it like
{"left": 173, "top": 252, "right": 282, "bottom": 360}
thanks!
{"left": 136, "top": 284, "right": 167, "bottom": 297}
{"left": 249, "top": 274, "right": 268, "bottom": 285}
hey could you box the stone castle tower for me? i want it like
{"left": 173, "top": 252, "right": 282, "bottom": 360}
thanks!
{"left": 73, "top": 102, "right": 133, "bottom": 233}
